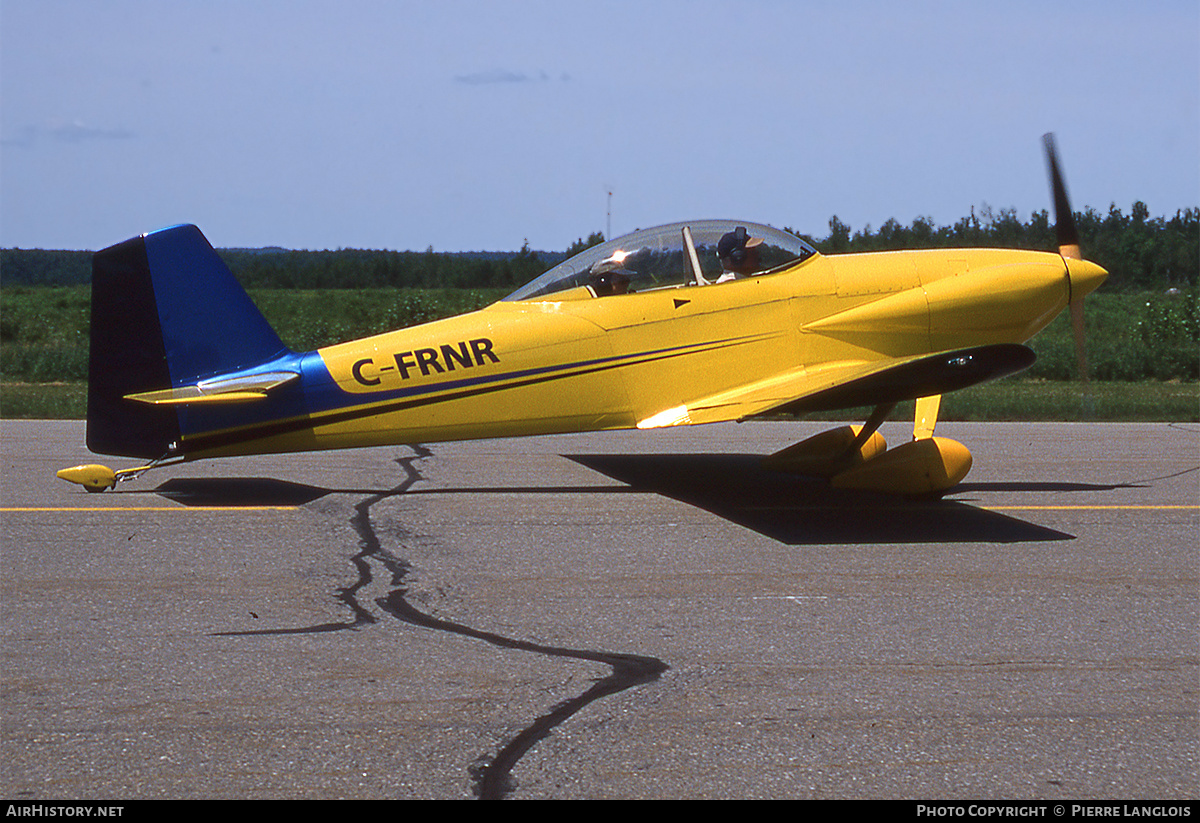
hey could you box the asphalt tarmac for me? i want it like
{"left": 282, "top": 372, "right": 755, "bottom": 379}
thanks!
{"left": 2, "top": 419, "right": 1196, "bottom": 800}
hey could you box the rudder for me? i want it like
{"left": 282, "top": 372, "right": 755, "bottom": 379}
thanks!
{"left": 86, "top": 225, "right": 289, "bottom": 458}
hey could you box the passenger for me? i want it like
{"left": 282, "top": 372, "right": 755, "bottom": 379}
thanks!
{"left": 588, "top": 254, "right": 633, "bottom": 296}
{"left": 715, "top": 226, "right": 764, "bottom": 282}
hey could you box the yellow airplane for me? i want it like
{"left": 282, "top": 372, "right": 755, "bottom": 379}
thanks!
{"left": 59, "top": 134, "right": 1106, "bottom": 496}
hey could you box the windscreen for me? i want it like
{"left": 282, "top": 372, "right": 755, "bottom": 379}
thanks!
{"left": 503, "top": 220, "right": 816, "bottom": 301}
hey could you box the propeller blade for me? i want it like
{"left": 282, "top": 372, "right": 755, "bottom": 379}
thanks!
{"left": 1043, "top": 133, "right": 1081, "bottom": 259}
{"left": 1044, "top": 133, "right": 1104, "bottom": 405}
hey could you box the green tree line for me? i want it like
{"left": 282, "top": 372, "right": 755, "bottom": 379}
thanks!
{"left": 807, "top": 202, "right": 1197, "bottom": 292}
{"left": 219, "top": 243, "right": 559, "bottom": 290}
{"left": 1, "top": 204, "right": 1195, "bottom": 291}
{"left": 0, "top": 245, "right": 556, "bottom": 291}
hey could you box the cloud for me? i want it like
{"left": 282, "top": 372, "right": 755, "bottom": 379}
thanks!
{"left": 453, "top": 68, "right": 567, "bottom": 85}
{"left": 50, "top": 121, "right": 134, "bottom": 142}
{"left": 2, "top": 121, "right": 134, "bottom": 147}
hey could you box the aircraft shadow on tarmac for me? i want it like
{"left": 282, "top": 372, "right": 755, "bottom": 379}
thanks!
{"left": 155, "top": 477, "right": 333, "bottom": 507}
{"left": 566, "top": 453, "right": 1074, "bottom": 544}
{"left": 153, "top": 451, "right": 1076, "bottom": 544}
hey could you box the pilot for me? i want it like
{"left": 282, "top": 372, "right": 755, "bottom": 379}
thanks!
{"left": 715, "top": 226, "right": 764, "bottom": 281}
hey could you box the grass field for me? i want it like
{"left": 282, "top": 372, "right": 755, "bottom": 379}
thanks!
{"left": 821, "top": 379, "right": 1199, "bottom": 424}
{"left": 2, "top": 285, "right": 1195, "bottom": 421}
{"left": 2, "top": 379, "right": 1195, "bottom": 423}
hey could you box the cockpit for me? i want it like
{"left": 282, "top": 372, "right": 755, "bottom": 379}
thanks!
{"left": 502, "top": 220, "right": 817, "bottom": 302}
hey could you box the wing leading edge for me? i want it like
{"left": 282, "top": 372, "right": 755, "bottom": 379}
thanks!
{"left": 638, "top": 344, "right": 1036, "bottom": 428}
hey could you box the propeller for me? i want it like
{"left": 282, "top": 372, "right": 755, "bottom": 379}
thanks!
{"left": 1043, "top": 133, "right": 1106, "bottom": 385}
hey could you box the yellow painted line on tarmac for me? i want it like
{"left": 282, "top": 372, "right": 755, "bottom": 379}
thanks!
{"left": 2, "top": 506, "right": 297, "bottom": 512}
{"left": 982, "top": 505, "right": 1196, "bottom": 511}
{"left": 3, "top": 504, "right": 1194, "bottom": 514}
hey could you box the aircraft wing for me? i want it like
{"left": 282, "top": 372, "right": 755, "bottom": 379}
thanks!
{"left": 637, "top": 343, "right": 1035, "bottom": 428}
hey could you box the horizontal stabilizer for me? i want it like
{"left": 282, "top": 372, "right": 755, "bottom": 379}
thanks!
{"left": 125, "top": 371, "right": 300, "bottom": 406}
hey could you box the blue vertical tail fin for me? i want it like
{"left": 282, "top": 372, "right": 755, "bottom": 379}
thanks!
{"left": 87, "top": 225, "right": 290, "bottom": 458}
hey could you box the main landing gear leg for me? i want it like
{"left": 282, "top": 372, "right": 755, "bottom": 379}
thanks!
{"left": 761, "top": 402, "right": 895, "bottom": 477}
{"left": 764, "top": 394, "right": 973, "bottom": 495}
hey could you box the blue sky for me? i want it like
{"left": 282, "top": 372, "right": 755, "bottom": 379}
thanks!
{"left": 2, "top": 0, "right": 1197, "bottom": 252}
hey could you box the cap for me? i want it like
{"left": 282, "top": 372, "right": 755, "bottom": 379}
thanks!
{"left": 717, "top": 226, "right": 764, "bottom": 259}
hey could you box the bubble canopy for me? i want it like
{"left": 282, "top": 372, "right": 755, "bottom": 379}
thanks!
{"left": 502, "top": 220, "right": 817, "bottom": 302}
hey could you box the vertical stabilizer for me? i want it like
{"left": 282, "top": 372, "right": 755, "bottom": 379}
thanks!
{"left": 86, "top": 225, "right": 289, "bottom": 458}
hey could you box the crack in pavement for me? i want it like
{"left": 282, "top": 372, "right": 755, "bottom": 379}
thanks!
{"left": 230, "top": 444, "right": 667, "bottom": 799}
{"left": 354, "top": 445, "right": 667, "bottom": 799}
